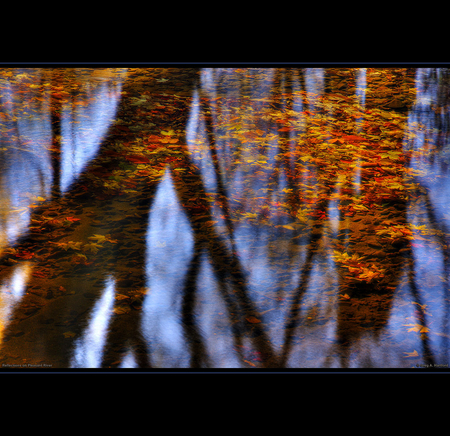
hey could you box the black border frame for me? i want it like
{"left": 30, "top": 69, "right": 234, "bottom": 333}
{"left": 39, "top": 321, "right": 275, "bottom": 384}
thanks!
{"left": 0, "top": 60, "right": 449, "bottom": 375}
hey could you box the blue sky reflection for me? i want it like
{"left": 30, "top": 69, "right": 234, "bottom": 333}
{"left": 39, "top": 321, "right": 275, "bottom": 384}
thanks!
{"left": 0, "top": 262, "right": 31, "bottom": 344}
{"left": 60, "top": 70, "right": 126, "bottom": 193}
{"left": 142, "top": 169, "right": 194, "bottom": 367}
{"left": 70, "top": 276, "right": 115, "bottom": 368}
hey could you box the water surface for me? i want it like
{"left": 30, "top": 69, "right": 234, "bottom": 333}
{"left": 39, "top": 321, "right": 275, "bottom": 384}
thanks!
{"left": 0, "top": 67, "right": 449, "bottom": 370}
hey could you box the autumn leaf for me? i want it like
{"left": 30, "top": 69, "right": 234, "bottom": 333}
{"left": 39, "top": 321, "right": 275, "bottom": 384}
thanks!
{"left": 246, "top": 316, "right": 261, "bottom": 324}
{"left": 403, "top": 323, "right": 430, "bottom": 334}
{"left": 88, "top": 234, "right": 117, "bottom": 244}
{"left": 332, "top": 250, "right": 351, "bottom": 263}
{"left": 71, "top": 253, "right": 90, "bottom": 265}
{"left": 380, "top": 150, "right": 402, "bottom": 160}
{"left": 412, "top": 301, "right": 433, "bottom": 316}
{"left": 113, "top": 306, "right": 129, "bottom": 315}
{"left": 15, "top": 250, "right": 34, "bottom": 259}
{"left": 83, "top": 242, "right": 102, "bottom": 254}
{"left": 342, "top": 134, "right": 368, "bottom": 142}
{"left": 32, "top": 271, "right": 48, "bottom": 278}
{"left": 126, "top": 155, "right": 150, "bottom": 164}
{"left": 63, "top": 331, "right": 76, "bottom": 338}
{"left": 64, "top": 241, "right": 83, "bottom": 251}
{"left": 403, "top": 350, "right": 419, "bottom": 358}
{"left": 65, "top": 216, "right": 81, "bottom": 222}
{"left": 351, "top": 203, "right": 369, "bottom": 211}
{"left": 115, "top": 294, "right": 130, "bottom": 301}
{"left": 357, "top": 269, "right": 378, "bottom": 282}
{"left": 31, "top": 196, "right": 46, "bottom": 202}
{"left": 160, "top": 137, "right": 179, "bottom": 144}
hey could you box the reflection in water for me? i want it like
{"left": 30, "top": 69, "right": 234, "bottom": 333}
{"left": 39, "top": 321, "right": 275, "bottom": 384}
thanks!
{"left": 0, "top": 69, "right": 52, "bottom": 253}
{"left": 0, "top": 262, "right": 30, "bottom": 343}
{"left": 0, "top": 69, "right": 125, "bottom": 255}
{"left": 401, "top": 68, "right": 450, "bottom": 365}
{"left": 142, "top": 169, "right": 195, "bottom": 368}
{"left": 60, "top": 70, "right": 126, "bottom": 193}
{"left": 1, "top": 67, "right": 450, "bottom": 369}
{"left": 70, "top": 276, "right": 116, "bottom": 368}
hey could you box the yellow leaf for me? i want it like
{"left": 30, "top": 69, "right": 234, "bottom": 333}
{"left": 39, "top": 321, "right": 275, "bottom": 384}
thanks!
{"left": 88, "top": 234, "right": 107, "bottom": 243}
{"left": 83, "top": 242, "right": 102, "bottom": 254}
{"left": 352, "top": 203, "right": 369, "bottom": 211}
{"left": 403, "top": 323, "right": 430, "bottom": 333}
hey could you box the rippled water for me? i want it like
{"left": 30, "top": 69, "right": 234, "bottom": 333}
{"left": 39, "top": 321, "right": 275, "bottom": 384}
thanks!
{"left": 0, "top": 66, "right": 449, "bottom": 370}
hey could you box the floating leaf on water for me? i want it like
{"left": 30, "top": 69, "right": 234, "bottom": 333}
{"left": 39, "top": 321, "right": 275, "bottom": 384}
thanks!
{"left": 113, "top": 306, "right": 129, "bottom": 315}
{"left": 403, "top": 350, "right": 419, "bottom": 358}
{"left": 115, "top": 294, "right": 130, "bottom": 301}
{"left": 246, "top": 316, "right": 261, "bottom": 324}
{"left": 403, "top": 323, "right": 430, "bottom": 334}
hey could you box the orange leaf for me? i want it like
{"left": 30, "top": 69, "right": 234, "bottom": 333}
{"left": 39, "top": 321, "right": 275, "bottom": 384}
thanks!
{"left": 403, "top": 350, "right": 419, "bottom": 358}
{"left": 246, "top": 316, "right": 261, "bottom": 324}
{"left": 126, "top": 155, "right": 150, "bottom": 164}
{"left": 342, "top": 134, "right": 367, "bottom": 142}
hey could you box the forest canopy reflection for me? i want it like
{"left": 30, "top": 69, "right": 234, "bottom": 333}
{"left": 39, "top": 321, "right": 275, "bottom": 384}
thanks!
{"left": 0, "top": 67, "right": 449, "bottom": 369}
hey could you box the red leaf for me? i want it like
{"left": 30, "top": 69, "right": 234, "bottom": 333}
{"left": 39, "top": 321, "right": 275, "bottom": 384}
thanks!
{"left": 246, "top": 316, "right": 261, "bottom": 324}
{"left": 342, "top": 135, "right": 367, "bottom": 142}
{"left": 15, "top": 251, "right": 34, "bottom": 259}
{"left": 126, "top": 155, "right": 150, "bottom": 164}
{"left": 66, "top": 216, "right": 80, "bottom": 222}
{"left": 32, "top": 271, "right": 48, "bottom": 278}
